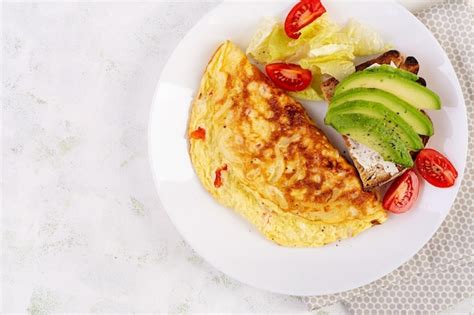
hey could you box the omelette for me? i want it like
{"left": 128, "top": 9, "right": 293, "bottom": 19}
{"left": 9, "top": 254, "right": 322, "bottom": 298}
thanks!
{"left": 188, "top": 41, "right": 387, "bottom": 247}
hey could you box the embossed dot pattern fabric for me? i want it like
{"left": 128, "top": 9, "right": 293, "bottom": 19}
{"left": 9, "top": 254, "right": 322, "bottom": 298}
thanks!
{"left": 303, "top": 0, "right": 474, "bottom": 312}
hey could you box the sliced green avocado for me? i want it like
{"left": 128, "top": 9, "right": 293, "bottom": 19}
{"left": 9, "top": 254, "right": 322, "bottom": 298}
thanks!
{"left": 330, "top": 88, "right": 434, "bottom": 136}
{"left": 325, "top": 100, "right": 424, "bottom": 151}
{"left": 328, "top": 113, "right": 413, "bottom": 167}
{"left": 334, "top": 71, "right": 441, "bottom": 110}
{"left": 364, "top": 65, "right": 419, "bottom": 81}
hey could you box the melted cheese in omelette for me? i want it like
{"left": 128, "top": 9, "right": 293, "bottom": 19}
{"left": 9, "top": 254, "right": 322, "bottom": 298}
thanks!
{"left": 188, "top": 41, "right": 387, "bottom": 247}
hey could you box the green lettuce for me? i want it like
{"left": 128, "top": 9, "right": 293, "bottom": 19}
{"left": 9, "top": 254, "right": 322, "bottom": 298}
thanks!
{"left": 341, "top": 19, "right": 390, "bottom": 56}
{"left": 246, "top": 18, "right": 300, "bottom": 63}
{"left": 299, "top": 44, "right": 355, "bottom": 81}
{"left": 246, "top": 13, "right": 389, "bottom": 100}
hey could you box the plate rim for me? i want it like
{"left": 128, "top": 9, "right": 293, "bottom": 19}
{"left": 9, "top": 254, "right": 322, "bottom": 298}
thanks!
{"left": 148, "top": 0, "right": 468, "bottom": 296}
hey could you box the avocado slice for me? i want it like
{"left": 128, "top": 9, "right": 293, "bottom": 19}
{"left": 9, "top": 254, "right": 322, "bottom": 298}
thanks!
{"left": 334, "top": 71, "right": 441, "bottom": 110}
{"left": 325, "top": 100, "right": 424, "bottom": 151}
{"left": 330, "top": 88, "right": 434, "bottom": 136}
{"left": 364, "top": 65, "right": 419, "bottom": 81}
{"left": 328, "top": 113, "right": 413, "bottom": 167}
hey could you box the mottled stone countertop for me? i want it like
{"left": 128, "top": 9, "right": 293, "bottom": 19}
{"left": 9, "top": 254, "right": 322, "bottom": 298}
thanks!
{"left": 2, "top": 2, "right": 471, "bottom": 313}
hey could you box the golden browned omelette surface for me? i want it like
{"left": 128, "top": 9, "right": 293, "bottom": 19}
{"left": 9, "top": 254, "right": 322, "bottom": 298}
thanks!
{"left": 188, "top": 41, "right": 387, "bottom": 247}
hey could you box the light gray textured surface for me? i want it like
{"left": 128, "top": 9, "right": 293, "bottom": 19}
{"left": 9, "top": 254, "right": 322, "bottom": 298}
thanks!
{"left": 1, "top": 2, "right": 472, "bottom": 314}
{"left": 2, "top": 2, "right": 308, "bottom": 313}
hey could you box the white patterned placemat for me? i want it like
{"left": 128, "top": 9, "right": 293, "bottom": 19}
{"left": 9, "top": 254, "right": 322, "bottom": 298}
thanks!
{"left": 304, "top": 0, "right": 474, "bottom": 312}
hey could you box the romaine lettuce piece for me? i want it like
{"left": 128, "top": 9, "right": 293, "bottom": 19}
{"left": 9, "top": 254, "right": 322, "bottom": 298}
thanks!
{"left": 341, "top": 19, "right": 390, "bottom": 56}
{"left": 300, "top": 57, "right": 355, "bottom": 81}
{"left": 300, "top": 42, "right": 355, "bottom": 81}
{"left": 315, "top": 60, "right": 355, "bottom": 81}
{"left": 289, "top": 86, "right": 322, "bottom": 101}
{"left": 246, "top": 18, "right": 301, "bottom": 63}
{"left": 298, "top": 13, "right": 340, "bottom": 41}
{"left": 308, "top": 44, "right": 354, "bottom": 59}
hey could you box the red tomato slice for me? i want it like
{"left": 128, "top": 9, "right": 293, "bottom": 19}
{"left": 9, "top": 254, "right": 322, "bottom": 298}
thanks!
{"left": 190, "top": 127, "right": 206, "bottom": 140}
{"left": 415, "top": 148, "right": 458, "bottom": 188}
{"left": 383, "top": 170, "right": 420, "bottom": 214}
{"left": 214, "top": 164, "right": 228, "bottom": 188}
{"left": 265, "top": 63, "right": 312, "bottom": 91}
{"left": 284, "top": 0, "right": 326, "bottom": 39}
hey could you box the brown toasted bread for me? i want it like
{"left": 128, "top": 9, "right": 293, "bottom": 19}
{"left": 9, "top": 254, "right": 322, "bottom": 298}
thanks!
{"left": 356, "top": 50, "right": 405, "bottom": 71}
{"left": 321, "top": 51, "right": 430, "bottom": 190}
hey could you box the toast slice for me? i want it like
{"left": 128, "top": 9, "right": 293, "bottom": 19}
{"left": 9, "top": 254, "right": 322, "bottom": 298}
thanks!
{"left": 321, "top": 50, "right": 430, "bottom": 190}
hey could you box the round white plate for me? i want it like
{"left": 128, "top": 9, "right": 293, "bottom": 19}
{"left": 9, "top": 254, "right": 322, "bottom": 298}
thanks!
{"left": 149, "top": 0, "right": 467, "bottom": 296}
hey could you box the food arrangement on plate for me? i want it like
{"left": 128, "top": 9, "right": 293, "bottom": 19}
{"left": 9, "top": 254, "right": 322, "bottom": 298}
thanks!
{"left": 187, "top": 0, "right": 458, "bottom": 247}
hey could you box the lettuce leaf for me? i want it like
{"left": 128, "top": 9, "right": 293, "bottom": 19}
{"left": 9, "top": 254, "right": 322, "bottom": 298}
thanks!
{"left": 308, "top": 44, "right": 355, "bottom": 60}
{"left": 314, "top": 60, "right": 355, "bottom": 81}
{"left": 246, "top": 18, "right": 301, "bottom": 64}
{"left": 300, "top": 43, "right": 355, "bottom": 81}
{"left": 300, "top": 57, "right": 355, "bottom": 81}
{"left": 289, "top": 86, "right": 322, "bottom": 101}
{"left": 246, "top": 13, "right": 389, "bottom": 100}
{"left": 341, "top": 19, "right": 390, "bottom": 56}
{"left": 246, "top": 14, "right": 340, "bottom": 64}
{"left": 298, "top": 13, "right": 340, "bottom": 41}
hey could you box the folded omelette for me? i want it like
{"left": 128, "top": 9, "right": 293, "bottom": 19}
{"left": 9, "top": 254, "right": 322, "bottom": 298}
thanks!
{"left": 188, "top": 41, "right": 387, "bottom": 247}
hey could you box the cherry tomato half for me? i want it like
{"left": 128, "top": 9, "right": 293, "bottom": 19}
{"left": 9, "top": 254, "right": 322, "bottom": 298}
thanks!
{"left": 284, "top": 0, "right": 326, "bottom": 39}
{"left": 265, "top": 63, "right": 312, "bottom": 91}
{"left": 383, "top": 169, "right": 420, "bottom": 214}
{"left": 415, "top": 148, "right": 458, "bottom": 188}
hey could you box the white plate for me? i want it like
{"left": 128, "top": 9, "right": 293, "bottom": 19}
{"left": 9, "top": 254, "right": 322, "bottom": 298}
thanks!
{"left": 149, "top": 0, "right": 467, "bottom": 296}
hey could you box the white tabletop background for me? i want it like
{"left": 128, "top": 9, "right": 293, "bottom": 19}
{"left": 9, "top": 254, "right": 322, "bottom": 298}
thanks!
{"left": 2, "top": 1, "right": 472, "bottom": 313}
